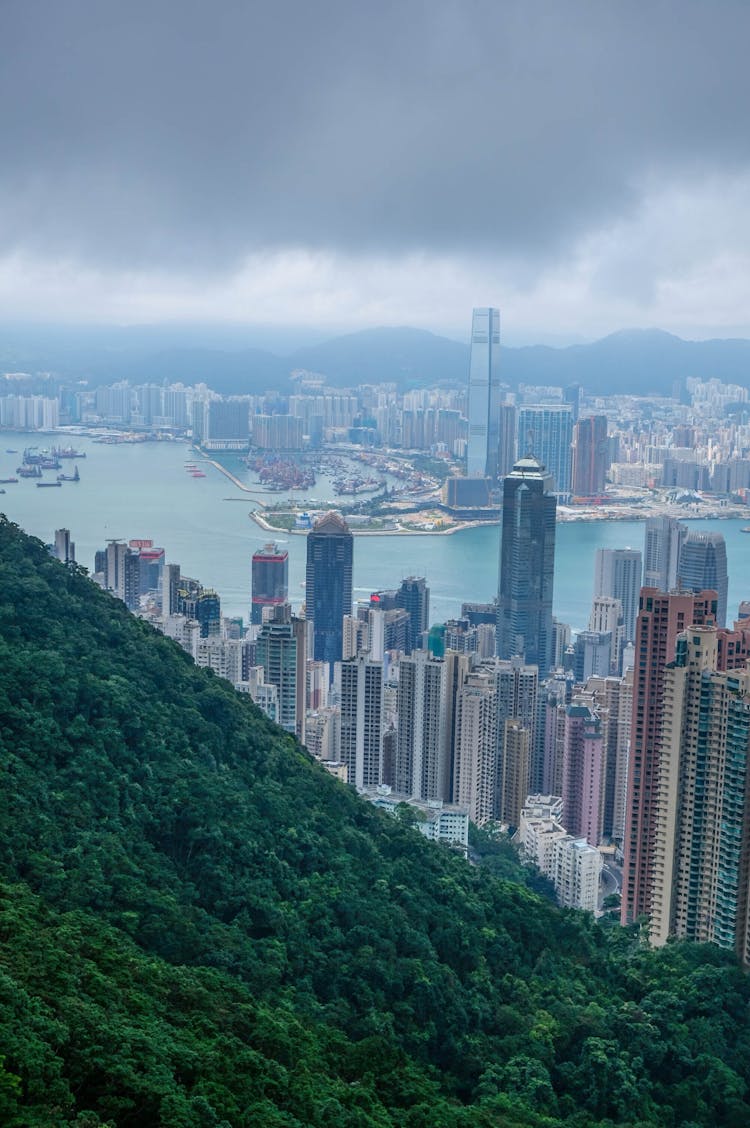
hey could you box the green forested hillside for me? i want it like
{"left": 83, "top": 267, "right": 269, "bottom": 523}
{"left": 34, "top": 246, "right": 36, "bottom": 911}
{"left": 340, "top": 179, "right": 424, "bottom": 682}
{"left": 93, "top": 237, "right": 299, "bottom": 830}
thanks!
{"left": 1, "top": 516, "right": 750, "bottom": 1127}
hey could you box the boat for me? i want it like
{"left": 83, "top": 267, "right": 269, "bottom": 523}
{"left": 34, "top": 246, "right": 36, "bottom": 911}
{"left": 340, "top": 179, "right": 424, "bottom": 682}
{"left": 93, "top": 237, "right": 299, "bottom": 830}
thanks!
{"left": 0, "top": 477, "right": 18, "bottom": 484}
{"left": 5, "top": 449, "right": 17, "bottom": 454}
{"left": 57, "top": 466, "right": 80, "bottom": 482}
{"left": 741, "top": 527, "right": 750, "bottom": 534}
{"left": 36, "top": 481, "right": 62, "bottom": 488}
{"left": 191, "top": 471, "right": 206, "bottom": 478}
{"left": 17, "top": 464, "right": 42, "bottom": 478}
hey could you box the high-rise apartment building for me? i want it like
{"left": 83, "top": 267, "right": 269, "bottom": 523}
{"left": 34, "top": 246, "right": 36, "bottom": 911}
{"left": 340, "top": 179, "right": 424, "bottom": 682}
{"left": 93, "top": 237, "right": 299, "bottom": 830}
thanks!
{"left": 161, "top": 562, "right": 181, "bottom": 616}
{"left": 572, "top": 415, "right": 608, "bottom": 498}
{"left": 621, "top": 588, "right": 718, "bottom": 927}
{"left": 255, "top": 603, "right": 307, "bottom": 742}
{"left": 305, "top": 512, "right": 353, "bottom": 676}
{"left": 650, "top": 627, "right": 750, "bottom": 961}
{"left": 496, "top": 456, "right": 557, "bottom": 673}
{"left": 453, "top": 669, "right": 497, "bottom": 826}
{"left": 517, "top": 405, "right": 574, "bottom": 500}
{"left": 643, "top": 516, "right": 686, "bottom": 592}
{"left": 466, "top": 307, "right": 501, "bottom": 479}
{"left": 561, "top": 705, "right": 604, "bottom": 846}
{"left": 251, "top": 543, "right": 289, "bottom": 625}
{"left": 101, "top": 540, "right": 140, "bottom": 611}
{"left": 395, "top": 650, "right": 446, "bottom": 800}
{"left": 53, "top": 528, "right": 75, "bottom": 564}
{"left": 594, "top": 547, "right": 642, "bottom": 645}
{"left": 338, "top": 655, "right": 383, "bottom": 790}
{"left": 678, "top": 531, "right": 728, "bottom": 627}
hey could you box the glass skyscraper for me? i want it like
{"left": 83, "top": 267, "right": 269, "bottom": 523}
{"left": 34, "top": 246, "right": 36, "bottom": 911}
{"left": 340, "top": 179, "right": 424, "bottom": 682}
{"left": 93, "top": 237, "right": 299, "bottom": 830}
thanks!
{"left": 517, "top": 404, "right": 574, "bottom": 500}
{"left": 678, "top": 530, "right": 728, "bottom": 627}
{"left": 466, "top": 307, "right": 501, "bottom": 479}
{"left": 496, "top": 456, "right": 557, "bottom": 672}
{"left": 305, "top": 511, "right": 353, "bottom": 676}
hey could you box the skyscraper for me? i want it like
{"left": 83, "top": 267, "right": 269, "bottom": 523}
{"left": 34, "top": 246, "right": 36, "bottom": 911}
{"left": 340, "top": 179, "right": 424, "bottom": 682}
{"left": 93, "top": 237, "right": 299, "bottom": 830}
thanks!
{"left": 621, "top": 588, "right": 718, "bottom": 927}
{"left": 571, "top": 415, "right": 608, "bottom": 498}
{"left": 251, "top": 542, "right": 289, "bottom": 625}
{"left": 496, "top": 456, "right": 557, "bottom": 673}
{"left": 650, "top": 627, "right": 750, "bottom": 958}
{"left": 305, "top": 511, "right": 353, "bottom": 675}
{"left": 395, "top": 576, "right": 430, "bottom": 654}
{"left": 678, "top": 531, "right": 728, "bottom": 627}
{"left": 594, "top": 547, "right": 642, "bottom": 644}
{"left": 517, "top": 405, "right": 574, "bottom": 500}
{"left": 466, "top": 307, "right": 501, "bottom": 479}
{"left": 643, "top": 516, "right": 686, "bottom": 592}
{"left": 339, "top": 654, "right": 383, "bottom": 790}
{"left": 255, "top": 603, "right": 306, "bottom": 742}
{"left": 396, "top": 650, "right": 446, "bottom": 800}
{"left": 53, "top": 528, "right": 75, "bottom": 564}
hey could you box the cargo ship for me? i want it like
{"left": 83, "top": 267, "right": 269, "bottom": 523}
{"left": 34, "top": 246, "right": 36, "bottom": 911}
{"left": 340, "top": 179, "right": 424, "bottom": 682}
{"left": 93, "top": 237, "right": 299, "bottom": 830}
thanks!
{"left": 57, "top": 466, "right": 80, "bottom": 482}
{"left": 37, "top": 480, "right": 62, "bottom": 488}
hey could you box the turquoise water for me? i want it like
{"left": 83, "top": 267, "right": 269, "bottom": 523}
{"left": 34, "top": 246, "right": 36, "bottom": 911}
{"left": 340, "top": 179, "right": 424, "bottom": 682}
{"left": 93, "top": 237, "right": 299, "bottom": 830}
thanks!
{"left": 2, "top": 431, "right": 749, "bottom": 630}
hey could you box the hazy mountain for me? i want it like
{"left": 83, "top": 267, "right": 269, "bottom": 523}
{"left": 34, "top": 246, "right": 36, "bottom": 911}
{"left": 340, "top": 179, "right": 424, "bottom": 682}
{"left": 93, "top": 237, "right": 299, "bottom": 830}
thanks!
{"left": 3, "top": 323, "right": 750, "bottom": 397}
{"left": 288, "top": 326, "right": 470, "bottom": 388}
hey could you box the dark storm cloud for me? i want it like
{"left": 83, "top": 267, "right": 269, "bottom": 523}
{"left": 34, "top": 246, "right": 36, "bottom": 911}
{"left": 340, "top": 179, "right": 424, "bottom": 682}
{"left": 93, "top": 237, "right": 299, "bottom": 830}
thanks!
{"left": 0, "top": 0, "right": 748, "bottom": 272}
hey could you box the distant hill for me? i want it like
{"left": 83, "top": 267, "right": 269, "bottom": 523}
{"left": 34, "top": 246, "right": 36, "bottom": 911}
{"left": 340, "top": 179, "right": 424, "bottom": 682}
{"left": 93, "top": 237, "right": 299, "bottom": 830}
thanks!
{"left": 289, "top": 326, "right": 470, "bottom": 389}
{"left": 501, "top": 329, "right": 750, "bottom": 397}
{"left": 2, "top": 322, "right": 750, "bottom": 396}
{"left": 3, "top": 516, "right": 750, "bottom": 1124}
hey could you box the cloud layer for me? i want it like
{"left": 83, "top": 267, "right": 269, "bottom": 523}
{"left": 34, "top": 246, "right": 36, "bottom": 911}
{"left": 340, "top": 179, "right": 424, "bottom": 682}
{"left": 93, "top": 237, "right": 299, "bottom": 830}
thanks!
{"left": 1, "top": 1, "right": 749, "bottom": 337}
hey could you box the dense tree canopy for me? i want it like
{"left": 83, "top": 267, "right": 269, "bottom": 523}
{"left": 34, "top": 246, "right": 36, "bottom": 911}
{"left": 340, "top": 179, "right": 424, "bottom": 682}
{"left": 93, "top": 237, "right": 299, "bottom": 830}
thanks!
{"left": 0, "top": 515, "right": 749, "bottom": 1126}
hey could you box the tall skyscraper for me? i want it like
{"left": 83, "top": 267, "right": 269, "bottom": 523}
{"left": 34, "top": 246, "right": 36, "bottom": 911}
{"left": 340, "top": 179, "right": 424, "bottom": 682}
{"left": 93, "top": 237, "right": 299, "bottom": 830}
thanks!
{"left": 497, "top": 402, "right": 518, "bottom": 479}
{"left": 305, "top": 511, "right": 353, "bottom": 676}
{"left": 396, "top": 650, "right": 446, "bottom": 800}
{"left": 678, "top": 531, "right": 728, "bottom": 627}
{"left": 594, "top": 547, "right": 642, "bottom": 644}
{"left": 339, "top": 654, "right": 383, "bottom": 790}
{"left": 255, "top": 603, "right": 307, "bottom": 742}
{"left": 643, "top": 516, "right": 686, "bottom": 592}
{"left": 466, "top": 307, "right": 501, "bottom": 479}
{"left": 621, "top": 588, "right": 718, "bottom": 927}
{"left": 649, "top": 628, "right": 750, "bottom": 957}
{"left": 496, "top": 456, "right": 557, "bottom": 673}
{"left": 395, "top": 576, "right": 430, "bottom": 654}
{"left": 161, "top": 562, "right": 181, "bottom": 616}
{"left": 251, "top": 543, "right": 289, "bottom": 625}
{"left": 101, "top": 540, "right": 140, "bottom": 610}
{"left": 517, "top": 405, "right": 574, "bottom": 500}
{"left": 571, "top": 415, "right": 608, "bottom": 498}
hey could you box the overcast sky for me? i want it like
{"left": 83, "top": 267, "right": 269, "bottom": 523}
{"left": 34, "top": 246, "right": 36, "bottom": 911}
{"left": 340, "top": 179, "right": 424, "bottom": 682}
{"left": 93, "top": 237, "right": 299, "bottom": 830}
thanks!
{"left": 1, "top": 0, "right": 749, "bottom": 343}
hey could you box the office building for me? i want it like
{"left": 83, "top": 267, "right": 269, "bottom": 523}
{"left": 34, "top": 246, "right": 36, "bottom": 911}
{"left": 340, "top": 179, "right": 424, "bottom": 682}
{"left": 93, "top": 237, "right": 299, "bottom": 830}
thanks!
{"left": 395, "top": 576, "right": 430, "bottom": 654}
{"left": 251, "top": 543, "right": 289, "bottom": 625}
{"left": 650, "top": 628, "right": 750, "bottom": 960}
{"left": 255, "top": 603, "right": 306, "bottom": 742}
{"left": 496, "top": 456, "right": 557, "bottom": 673}
{"left": 338, "top": 655, "right": 383, "bottom": 790}
{"left": 466, "top": 307, "right": 501, "bottom": 479}
{"left": 594, "top": 547, "right": 642, "bottom": 644}
{"left": 643, "top": 516, "right": 686, "bottom": 592}
{"left": 678, "top": 531, "right": 728, "bottom": 627}
{"left": 517, "top": 405, "right": 574, "bottom": 500}
{"left": 572, "top": 415, "right": 608, "bottom": 497}
{"left": 621, "top": 588, "right": 718, "bottom": 927}
{"left": 497, "top": 402, "right": 517, "bottom": 479}
{"left": 305, "top": 512, "right": 353, "bottom": 676}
